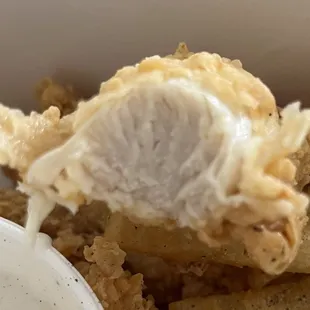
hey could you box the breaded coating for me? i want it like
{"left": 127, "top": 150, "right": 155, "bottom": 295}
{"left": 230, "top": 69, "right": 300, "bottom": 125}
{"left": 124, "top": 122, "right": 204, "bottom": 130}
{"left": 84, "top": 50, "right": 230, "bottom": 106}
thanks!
{"left": 1, "top": 43, "right": 310, "bottom": 310}
{"left": 82, "top": 237, "right": 157, "bottom": 310}
{"left": 0, "top": 45, "right": 309, "bottom": 276}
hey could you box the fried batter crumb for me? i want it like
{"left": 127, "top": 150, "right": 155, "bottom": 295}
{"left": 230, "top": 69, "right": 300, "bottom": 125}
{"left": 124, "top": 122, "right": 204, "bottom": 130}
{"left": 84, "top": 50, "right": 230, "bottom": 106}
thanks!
{"left": 166, "top": 42, "right": 194, "bottom": 60}
{"left": 53, "top": 228, "right": 85, "bottom": 260}
{"left": 83, "top": 237, "right": 157, "bottom": 310}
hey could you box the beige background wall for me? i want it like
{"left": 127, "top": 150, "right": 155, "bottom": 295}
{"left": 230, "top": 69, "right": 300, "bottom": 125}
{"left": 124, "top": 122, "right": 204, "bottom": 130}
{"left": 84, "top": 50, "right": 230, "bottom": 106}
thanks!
{"left": 0, "top": 0, "right": 309, "bottom": 112}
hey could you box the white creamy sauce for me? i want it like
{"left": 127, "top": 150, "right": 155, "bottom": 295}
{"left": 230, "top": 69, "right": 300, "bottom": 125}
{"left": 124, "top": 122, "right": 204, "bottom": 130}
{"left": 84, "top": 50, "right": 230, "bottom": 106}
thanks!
{"left": 24, "top": 192, "right": 56, "bottom": 246}
{"left": 0, "top": 220, "right": 101, "bottom": 310}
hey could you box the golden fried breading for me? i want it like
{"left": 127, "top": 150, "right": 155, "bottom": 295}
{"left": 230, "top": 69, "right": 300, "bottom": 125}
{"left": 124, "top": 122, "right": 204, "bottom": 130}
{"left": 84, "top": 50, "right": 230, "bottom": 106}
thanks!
{"left": 166, "top": 42, "right": 194, "bottom": 60}
{"left": 0, "top": 44, "right": 309, "bottom": 276}
{"left": 104, "top": 213, "right": 310, "bottom": 274}
{"left": 83, "top": 237, "right": 157, "bottom": 310}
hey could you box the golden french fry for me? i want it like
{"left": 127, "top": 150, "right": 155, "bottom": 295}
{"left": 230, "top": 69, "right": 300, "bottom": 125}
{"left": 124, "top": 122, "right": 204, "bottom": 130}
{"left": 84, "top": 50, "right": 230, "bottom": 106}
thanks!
{"left": 104, "top": 213, "right": 310, "bottom": 273}
{"left": 169, "top": 276, "right": 310, "bottom": 310}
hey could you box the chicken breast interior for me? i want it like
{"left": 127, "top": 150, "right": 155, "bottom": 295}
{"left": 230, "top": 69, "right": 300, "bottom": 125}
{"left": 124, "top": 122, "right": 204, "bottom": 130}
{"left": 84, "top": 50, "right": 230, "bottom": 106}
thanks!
{"left": 0, "top": 51, "right": 309, "bottom": 275}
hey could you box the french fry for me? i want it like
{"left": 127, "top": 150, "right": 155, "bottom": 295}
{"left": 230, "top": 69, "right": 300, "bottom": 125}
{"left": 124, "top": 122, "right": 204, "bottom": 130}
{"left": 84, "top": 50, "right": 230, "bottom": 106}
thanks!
{"left": 169, "top": 276, "right": 310, "bottom": 310}
{"left": 104, "top": 213, "right": 310, "bottom": 273}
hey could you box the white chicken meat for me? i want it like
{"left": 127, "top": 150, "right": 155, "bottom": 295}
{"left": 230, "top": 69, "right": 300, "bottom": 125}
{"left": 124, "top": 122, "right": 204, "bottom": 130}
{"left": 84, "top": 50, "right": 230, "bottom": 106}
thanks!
{"left": 0, "top": 51, "right": 309, "bottom": 275}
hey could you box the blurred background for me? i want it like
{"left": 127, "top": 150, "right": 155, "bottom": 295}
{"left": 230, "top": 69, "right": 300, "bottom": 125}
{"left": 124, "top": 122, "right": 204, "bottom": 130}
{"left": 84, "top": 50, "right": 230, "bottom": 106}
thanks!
{"left": 0, "top": 0, "right": 310, "bottom": 112}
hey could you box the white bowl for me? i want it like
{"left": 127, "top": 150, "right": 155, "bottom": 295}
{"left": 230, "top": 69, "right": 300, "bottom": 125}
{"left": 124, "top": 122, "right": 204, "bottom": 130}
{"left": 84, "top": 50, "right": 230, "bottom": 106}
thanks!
{"left": 0, "top": 217, "right": 103, "bottom": 310}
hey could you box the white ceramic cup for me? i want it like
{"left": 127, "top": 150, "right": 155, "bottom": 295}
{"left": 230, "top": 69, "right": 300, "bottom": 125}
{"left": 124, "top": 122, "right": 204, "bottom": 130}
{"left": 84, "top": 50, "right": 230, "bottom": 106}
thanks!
{"left": 0, "top": 217, "right": 103, "bottom": 310}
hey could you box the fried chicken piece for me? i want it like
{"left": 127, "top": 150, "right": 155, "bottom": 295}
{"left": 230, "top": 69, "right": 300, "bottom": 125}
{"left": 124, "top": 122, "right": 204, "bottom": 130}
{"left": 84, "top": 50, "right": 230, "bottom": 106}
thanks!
{"left": 0, "top": 78, "right": 79, "bottom": 184}
{"left": 104, "top": 213, "right": 310, "bottom": 274}
{"left": 2, "top": 78, "right": 80, "bottom": 184}
{"left": 0, "top": 106, "right": 74, "bottom": 176}
{"left": 0, "top": 45, "right": 310, "bottom": 275}
{"left": 82, "top": 236, "right": 157, "bottom": 310}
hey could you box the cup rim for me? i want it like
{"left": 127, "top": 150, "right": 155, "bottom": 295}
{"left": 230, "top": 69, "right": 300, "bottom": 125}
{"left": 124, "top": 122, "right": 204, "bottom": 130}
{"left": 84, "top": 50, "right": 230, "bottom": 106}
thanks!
{"left": 0, "top": 216, "right": 103, "bottom": 310}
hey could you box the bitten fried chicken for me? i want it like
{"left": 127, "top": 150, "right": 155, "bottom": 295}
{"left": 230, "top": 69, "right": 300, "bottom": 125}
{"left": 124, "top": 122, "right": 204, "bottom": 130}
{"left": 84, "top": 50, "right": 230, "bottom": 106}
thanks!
{"left": 0, "top": 48, "right": 309, "bottom": 275}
